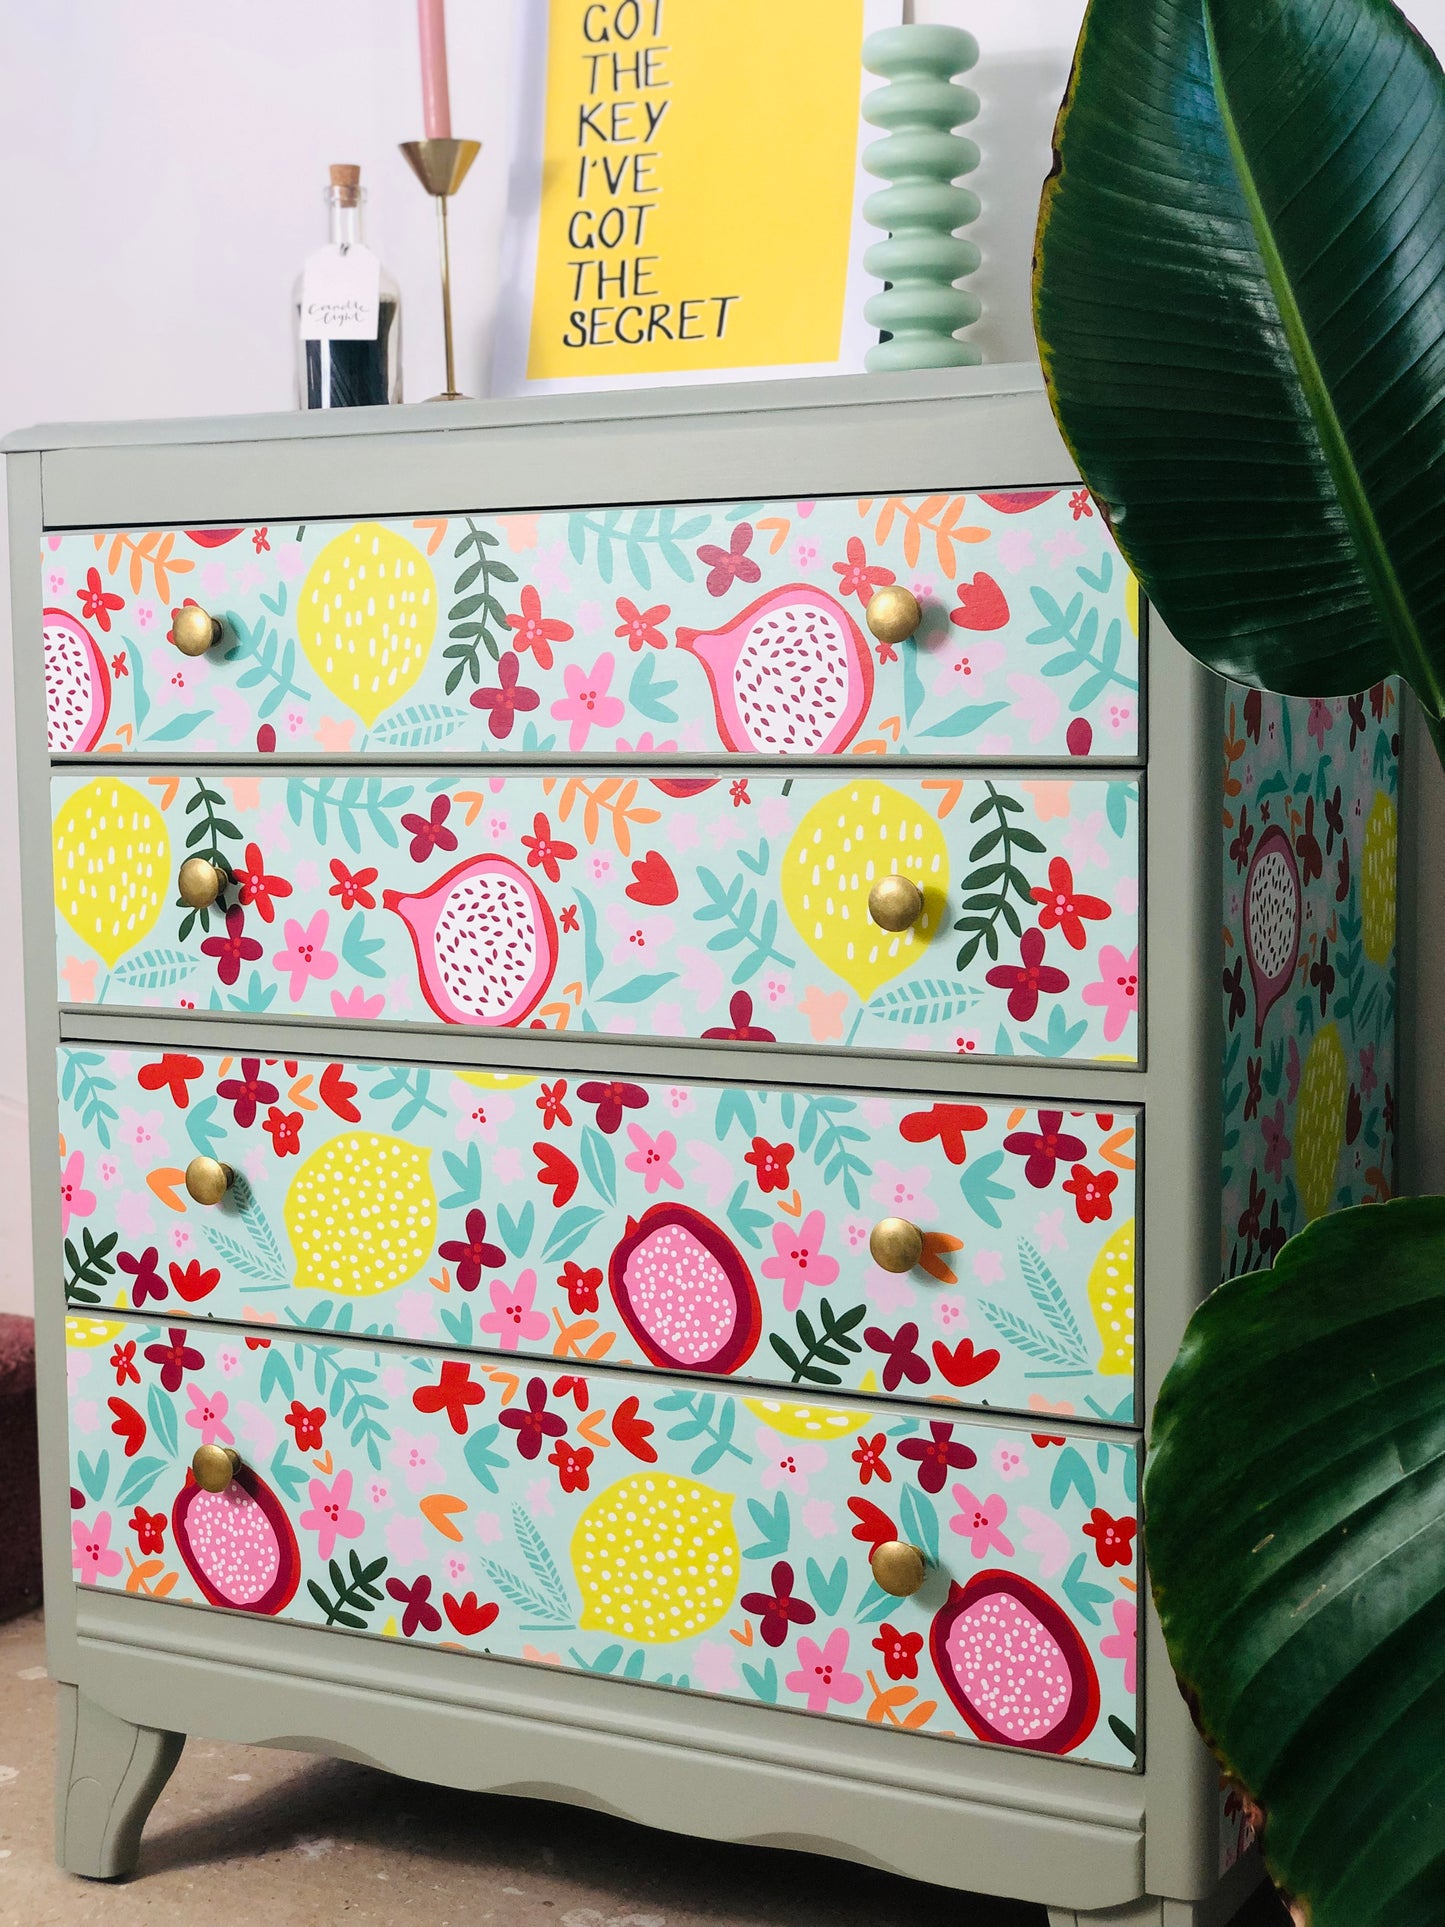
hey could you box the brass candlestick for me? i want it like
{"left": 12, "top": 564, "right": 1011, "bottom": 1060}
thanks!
{"left": 399, "top": 137, "right": 482, "bottom": 400}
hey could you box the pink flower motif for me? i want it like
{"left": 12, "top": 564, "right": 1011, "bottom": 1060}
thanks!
{"left": 478, "top": 1270, "right": 550, "bottom": 1351}
{"left": 550, "top": 653, "right": 625, "bottom": 750}
{"left": 183, "top": 1384, "right": 233, "bottom": 1446}
{"left": 71, "top": 1512, "right": 123, "bottom": 1584}
{"left": 869, "top": 1161, "right": 937, "bottom": 1220}
{"left": 60, "top": 1150, "right": 96, "bottom": 1235}
{"left": 756, "top": 1426, "right": 826, "bottom": 1497}
{"left": 605, "top": 901, "right": 675, "bottom": 966}
{"left": 797, "top": 984, "right": 850, "bottom": 1043}
{"left": 1017, "top": 1504, "right": 1072, "bottom": 1579}
{"left": 330, "top": 984, "right": 385, "bottom": 1020}
{"left": 949, "top": 1484, "right": 1015, "bottom": 1558}
{"left": 785, "top": 1627, "right": 864, "bottom": 1713}
{"left": 1306, "top": 697, "right": 1335, "bottom": 749}
{"left": 991, "top": 1440, "right": 1028, "bottom": 1482}
{"left": 691, "top": 1640, "right": 740, "bottom": 1694}
{"left": 971, "top": 1248, "right": 1006, "bottom": 1286}
{"left": 387, "top": 1514, "right": 426, "bottom": 1564}
{"left": 118, "top": 1106, "right": 169, "bottom": 1165}
{"left": 1081, "top": 945, "right": 1139, "bottom": 1042}
{"left": 390, "top": 1426, "right": 442, "bottom": 1493}
{"left": 1261, "top": 1100, "right": 1292, "bottom": 1183}
{"left": 760, "top": 1210, "right": 839, "bottom": 1313}
{"left": 1099, "top": 1598, "right": 1138, "bottom": 1694}
{"left": 274, "top": 910, "right": 338, "bottom": 1001}
{"left": 623, "top": 1124, "right": 683, "bottom": 1194}
{"left": 299, "top": 1470, "right": 365, "bottom": 1560}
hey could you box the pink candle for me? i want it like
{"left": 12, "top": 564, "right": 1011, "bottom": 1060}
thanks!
{"left": 418, "top": 0, "right": 452, "bottom": 140}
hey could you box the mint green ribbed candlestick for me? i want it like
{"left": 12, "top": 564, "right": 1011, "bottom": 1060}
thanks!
{"left": 861, "top": 23, "right": 981, "bottom": 371}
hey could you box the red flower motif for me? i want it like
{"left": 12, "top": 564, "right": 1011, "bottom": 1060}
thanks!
{"left": 262, "top": 1107, "right": 303, "bottom": 1157}
{"left": 200, "top": 906, "right": 263, "bottom": 987}
{"left": 744, "top": 1136, "right": 794, "bottom": 1194}
{"left": 898, "top": 1102, "right": 989, "bottom": 1166}
{"left": 130, "top": 1508, "right": 167, "bottom": 1555}
{"left": 284, "top": 1400, "right": 325, "bottom": 1451}
{"left": 986, "top": 927, "right": 1070, "bottom": 1021}
{"left": 559, "top": 1261, "right": 602, "bottom": 1314}
{"left": 739, "top": 1560, "right": 816, "bottom": 1648}
{"left": 253, "top": 528, "right": 270, "bottom": 552}
{"left": 537, "top": 1080, "right": 572, "bottom": 1129}
{"left": 697, "top": 522, "right": 762, "bottom": 597}
{"left": 831, "top": 535, "right": 895, "bottom": 603}
{"left": 169, "top": 1259, "right": 220, "bottom": 1304}
{"left": 897, "top": 1419, "right": 977, "bottom": 1494}
{"left": 560, "top": 904, "right": 580, "bottom": 934}
{"left": 401, "top": 794, "right": 459, "bottom": 863}
{"left": 521, "top": 812, "right": 577, "bottom": 883}
{"left": 864, "top": 1322, "right": 930, "bottom": 1395}
{"left": 500, "top": 1377, "right": 567, "bottom": 1460}
{"left": 216, "top": 1056, "right": 279, "bottom": 1128}
{"left": 549, "top": 1438, "right": 594, "bottom": 1493}
{"left": 78, "top": 567, "right": 124, "bottom": 631}
{"left": 851, "top": 1433, "right": 891, "bottom": 1485}
{"left": 1062, "top": 1164, "right": 1118, "bottom": 1224}
{"left": 110, "top": 1341, "right": 140, "bottom": 1387}
{"left": 144, "top": 1328, "right": 204, "bottom": 1393}
{"left": 470, "top": 651, "right": 541, "bottom": 739}
{"left": 1083, "top": 1508, "right": 1137, "bottom": 1569}
{"left": 1069, "top": 489, "right": 1094, "bottom": 520}
{"left": 576, "top": 1079, "right": 648, "bottom": 1135}
{"left": 505, "top": 584, "right": 573, "bottom": 671}
{"left": 729, "top": 778, "right": 751, "bottom": 808}
{"left": 438, "top": 1210, "right": 506, "bottom": 1292}
{"left": 412, "top": 1360, "right": 485, "bottom": 1435}
{"left": 137, "top": 1052, "right": 204, "bottom": 1109}
{"left": 329, "top": 860, "right": 378, "bottom": 910}
{"left": 233, "top": 842, "right": 292, "bottom": 924}
{"left": 614, "top": 596, "right": 670, "bottom": 651}
{"left": 701, "top": 991, "right": 776, "bottom": 1043}
{"left": 119, "top": 1246, "right": 167, "bottom": 1308}
{"left": 1031, "top": 858, "right": 1110, "bottom": 950}
{"left": 111, "top": 652, "right": 128, "bottom": 678}
{"left": 535, "top": 1141, "right": 580, "bottom": 1207}
{"left": 1003, "top": 1110, "right": 1088, "bottom": 1189}
{"left": 386, "top": 1572, "right": 443, "bottom": 1637}
{"left": 872, "top": 1622, "right": 923, "bottom": 1681}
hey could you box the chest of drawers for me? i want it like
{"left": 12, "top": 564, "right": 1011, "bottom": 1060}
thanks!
{"left": 6, "top": 368, "right": 1402, "bottom": 1923}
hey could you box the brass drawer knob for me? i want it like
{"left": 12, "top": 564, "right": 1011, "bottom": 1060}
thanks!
{"left": 870, "top": 1540, "right": 927, "bottom": 1598}
{"left": 177, "top": 856, "right": 226, "bottom": 909}
{"left": 868, "top": 874, "right": 924, "bottom": 933}
{"left": 870, "top": 1216, "right": 924, "bottom": 1273}
{"left": 169, "top": 604, "right": 222, "bottom": 657}
{"left": 865, "top": 583, "right": 922, "bottom": 645}
{"left": 184, "top": 1156, "right": 234, "bottom": 1206}
{"left": 191, "top": 1444, "right": 241, "bottom": 1494}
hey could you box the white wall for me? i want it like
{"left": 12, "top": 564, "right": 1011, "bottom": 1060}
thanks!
{"left": 1, "top": 0, "right": 1442, "bottom": 1311}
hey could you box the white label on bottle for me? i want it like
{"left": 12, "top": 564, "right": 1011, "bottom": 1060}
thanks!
{"left": 300, "top": 244, "right": 381, "bottom": 340}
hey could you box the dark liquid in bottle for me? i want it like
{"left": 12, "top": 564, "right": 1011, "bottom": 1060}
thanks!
{"left": 304, "top": 298, "right": 398, "bottom": 408}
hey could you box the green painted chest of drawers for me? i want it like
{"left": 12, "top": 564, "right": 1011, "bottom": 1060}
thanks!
{"left": 7, "top": 368, "right": 1402, "bottom": 1924}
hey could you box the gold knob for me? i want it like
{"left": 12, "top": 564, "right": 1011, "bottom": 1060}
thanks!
{"left": 191, "top": 1444, "right": 241, "bottom": 1494}
{"left": 169, "top": 604, "right": 222, "bottom": 656}
{"left": 870, "top": 1216, "right": 924, "bottom": 1274}
{"left": 870, "top": 1540, "right": 927, "bottom": 1598}
{"left": 866, "top": 584, "right": 922, "bottom": 645}
{"left": 177, "top": 856, "right": 225, "bottom": 909}
{"left": 868, "top": 874, "right": 924, "bottom": 933}
{"left": 184, "top": 1156, "right": 233, "bottom": 1207}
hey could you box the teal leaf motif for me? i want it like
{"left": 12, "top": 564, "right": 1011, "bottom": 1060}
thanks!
{"left": 741, "top": 1492, "right": 790, "bottom": 1560}
{"left": 865, "top": 978, "right": 982, "bottom": 1027}
{"left": 598, "top": 972, "right": 677, "bottom": 1004}
{"left": 111, "top": 948, "right": 198, "bottom": 989}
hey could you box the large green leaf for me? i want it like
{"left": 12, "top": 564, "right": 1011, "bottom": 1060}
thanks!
{"left": 1145, "top": 1200, "right": 1445, "bottom": 1927}
{"left": 1034, "top": 0, "right": 1445, "bottom": 725}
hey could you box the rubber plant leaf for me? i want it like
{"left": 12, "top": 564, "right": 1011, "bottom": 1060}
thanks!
{"left": 1034, "top": 0, "right": 1445, "bottom": 725}
{"left": 1145, "top": 1199, "right": 1445, "bottom": 1927}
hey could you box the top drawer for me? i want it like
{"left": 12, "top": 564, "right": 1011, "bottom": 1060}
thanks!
{"left": 41, "top": 489, "right": 1140, "bottom": 763}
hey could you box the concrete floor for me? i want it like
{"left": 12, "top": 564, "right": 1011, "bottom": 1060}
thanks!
{"left": 0, "top": 1611, "right": 1289, "bottom": 1927}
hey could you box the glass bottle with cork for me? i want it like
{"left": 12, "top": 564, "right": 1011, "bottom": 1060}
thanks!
{"left": 294, "top": 164, "right": 402, "bottom": 408}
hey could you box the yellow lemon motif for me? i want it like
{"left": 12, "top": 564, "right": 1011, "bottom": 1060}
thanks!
{"left": 285, "top": 1131, "right": 437, "bottom": 1295}
{"left": 53, "top": 779, "right": 170, "bottom": 969}
{"left": 1296, "top": 1024, "right": 1347, "bottom": 1223}
{"left": 571, "top": 1473, "right": 738, "bottom": 1644}
{"left": 743, "top": 1398, "right": 868, "bottom": 1441}
{"left": 66, "top": 1314, "right": 128, "bottom": 1349}
{"left": 1124, "top": 569, "right": 1141, "bottom": 638}
{"left": 298, "top": 522, "right": 437, "bottom": 727}
{"left": 1361, "top": 791, "right": 1397, "bottom": 967}
{"left": 454, "top": 1071, "right": 537, "bottom": 1092}
{"left": 1086, "top": 1218, "right": 1134, "bottom": 1377}
{"left": 782, "top": 780, "right": 949, "bottom": 1000}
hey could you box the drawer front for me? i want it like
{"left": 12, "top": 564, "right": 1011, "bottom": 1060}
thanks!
{"left": 51, "top": 770, "right": 1141, "bottom": 1063}
{"left": 57, "top": 1047, "right": 1138, "bottom": 1420}
{"left": 41, "top": 493, "right": 1139, "bottom": 763}
{"left": 66, "top": 1317, "right": 1140, "bottom": 1767}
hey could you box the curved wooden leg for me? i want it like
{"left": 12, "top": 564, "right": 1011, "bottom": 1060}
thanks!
{"left": 55, "top": 1682, "right": 184, "bottom": 1879}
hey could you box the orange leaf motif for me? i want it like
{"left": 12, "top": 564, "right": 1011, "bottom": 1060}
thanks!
{"left": 419, "top": 1493, "right": 467, "bottom": 1542}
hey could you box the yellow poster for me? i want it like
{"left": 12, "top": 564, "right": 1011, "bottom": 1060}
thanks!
{"left": 494, "top": 0, "right": 899, "bottom": 392}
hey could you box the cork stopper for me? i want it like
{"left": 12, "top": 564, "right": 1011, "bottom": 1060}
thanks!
{"left": 328, "top": 163, "right": 362, "bottom": 206}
